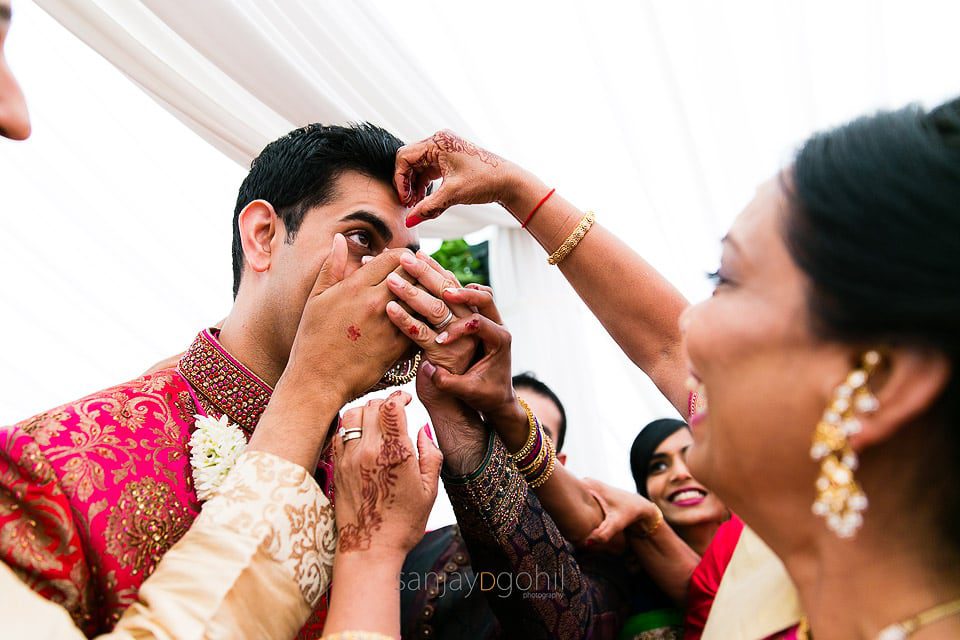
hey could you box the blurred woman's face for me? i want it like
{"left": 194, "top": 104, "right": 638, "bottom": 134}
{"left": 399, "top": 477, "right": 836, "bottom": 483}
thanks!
{"left": 645, "top": 428, "right": 727, "bottom": 528}
{"left": 681, "top": 177, "right": 851, "bottom": 527}
{"left": 0, "top": 1, "right": 31, "bottom": 140}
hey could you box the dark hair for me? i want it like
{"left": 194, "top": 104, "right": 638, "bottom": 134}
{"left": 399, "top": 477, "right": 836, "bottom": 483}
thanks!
{"left": 513, "top": 372, "right": 567, "bottom": 452}
{"left": 786, "top": 97, "right": 960, "bottom": 550}
{"left": 231, "top": 122, "right": 404, "bottom": 297}
{"left": 629, "top": 419, "right": 687, "bottom": 497}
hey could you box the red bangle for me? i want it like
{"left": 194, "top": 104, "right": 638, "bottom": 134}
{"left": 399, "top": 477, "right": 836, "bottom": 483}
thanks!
{"left": 521, "top": 188, "right": 556, "bottom": 228}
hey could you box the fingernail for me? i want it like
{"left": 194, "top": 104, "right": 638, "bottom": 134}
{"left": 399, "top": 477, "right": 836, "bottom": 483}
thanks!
{"left": 421, "top": 360, "right": 437, "bottom": 377}
{"left": 361, "top": 255, "right": 374, "bottom": 265}
{"left": 435, "top": 331, "right": 448, "bottom": 344}
{"left": 386, "top": 300, "right": 401, "bottom": 313}
{"left": 400, "top": 252, "right": 417, "bottom": 266}
{"left": 386, "top": 272, "right": 405, "bottom": 287}
{"left": 406, "top": 214, "right": 424, "bottom": 228}
{"left": 442, "top": 288, "right": 458, "bottom": 298}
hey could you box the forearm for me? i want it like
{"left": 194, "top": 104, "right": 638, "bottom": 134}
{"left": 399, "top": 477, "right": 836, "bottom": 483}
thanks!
{"left": 324, "top": 551, "right": 405, "bottom": 637}
{"left": 245, "top": 375, "right": 345, "bottom": 471}
{"left": 500, "top": 170, "right": 691, "bottom": 415}
{"left": 488, "top": 399, "right": 604, "bottom": 545}
{"left": 627, "top": 522, "right": 700, "bottom": 605}
{"left": 424, "top": 398, "right": 489, "bottom": 476}
{"left": 445, "top": 435, "right": 627, "bottom": 638}
{"left": 533, "top": 466, "right": 605, "bottom": 545}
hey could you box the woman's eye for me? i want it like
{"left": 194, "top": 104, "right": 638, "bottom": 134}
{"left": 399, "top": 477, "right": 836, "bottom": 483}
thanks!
{"left": 345, "top": 230, "right": 372, "bottom": 249}
{"left": 648, "top": 461, "right": 668, "bottom": 475}
{"left": 706, "top": 269, "right": 731, "bottom": 293}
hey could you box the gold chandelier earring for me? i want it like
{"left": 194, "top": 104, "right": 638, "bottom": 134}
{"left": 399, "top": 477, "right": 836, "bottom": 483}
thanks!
{"left": 810, "top": 350, "right": 881, "bottom": 538}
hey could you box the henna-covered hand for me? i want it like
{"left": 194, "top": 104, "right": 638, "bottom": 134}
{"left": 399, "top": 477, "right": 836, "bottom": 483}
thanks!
{"left": 394, "top": 130, "right": 519, "bottom": 226}
{"left": 333, "top": 391, "right": 443, "bottom": 555}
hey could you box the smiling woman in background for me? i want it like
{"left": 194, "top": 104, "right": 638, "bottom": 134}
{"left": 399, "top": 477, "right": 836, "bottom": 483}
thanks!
{"left": 630, "top": 419, "right": 728, "bottom": 556}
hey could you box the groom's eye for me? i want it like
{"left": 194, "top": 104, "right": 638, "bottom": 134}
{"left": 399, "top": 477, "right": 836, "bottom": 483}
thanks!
{"left": 345, "top": 230, "right": 373, "bottom": 250}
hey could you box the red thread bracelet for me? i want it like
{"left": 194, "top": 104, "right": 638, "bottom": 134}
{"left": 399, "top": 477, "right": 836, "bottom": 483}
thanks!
{"left": 521, "top": 188, "right": 556, "bottom": 228}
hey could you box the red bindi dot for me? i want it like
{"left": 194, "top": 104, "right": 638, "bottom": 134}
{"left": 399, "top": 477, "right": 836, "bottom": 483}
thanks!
{"left": 347, "top": 325, "right": 362, "bottom": 342}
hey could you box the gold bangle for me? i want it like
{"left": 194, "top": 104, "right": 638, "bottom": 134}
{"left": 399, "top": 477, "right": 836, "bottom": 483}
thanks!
{"left": 518, "top": 426, "right": 549, "bottom": 475}
{"left": 511, "top": 397, "right": 538, "bottom": 460}
{"left": 547, "top": 211, "right": 596, "bottom": 265}
{"left": 528, "top": 437, "right": 557, "bottom": 489}
{"left": 640, "top": 506, "right": 664, "bottom": 537}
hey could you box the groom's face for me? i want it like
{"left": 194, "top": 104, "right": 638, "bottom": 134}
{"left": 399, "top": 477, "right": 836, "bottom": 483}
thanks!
{"left": 0, "top": 1, "right": 31, "bottom": 141}
{"left": 268, "top": 170, "right": 419, "bottom": 362}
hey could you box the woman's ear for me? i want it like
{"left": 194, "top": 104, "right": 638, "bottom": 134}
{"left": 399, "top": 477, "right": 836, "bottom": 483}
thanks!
{"left": 237, "top": 200, "right": 278, "bottom": 275}
{"left": 850, "top": 347, "right": 951, "bottom": 451}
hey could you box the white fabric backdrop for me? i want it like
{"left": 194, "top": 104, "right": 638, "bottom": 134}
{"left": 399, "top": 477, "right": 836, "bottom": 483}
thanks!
{"left": 33, "top": 0, "right": 503, "bottom": 237}
{"left": 4, "top": 0, "right": 960, "bottom": 528}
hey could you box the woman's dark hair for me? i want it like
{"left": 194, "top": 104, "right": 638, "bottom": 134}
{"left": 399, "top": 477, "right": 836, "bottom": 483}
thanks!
{"left": 785, "top": 97, "right": 960, "bottom": 550}
{"left": 629, "top": 418, "right": 687, "bottom": 497}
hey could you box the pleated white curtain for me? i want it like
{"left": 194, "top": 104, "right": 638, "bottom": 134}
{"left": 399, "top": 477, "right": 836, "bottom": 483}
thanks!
{"left": 34, "top": 0, "right": 503, "bottom": 237}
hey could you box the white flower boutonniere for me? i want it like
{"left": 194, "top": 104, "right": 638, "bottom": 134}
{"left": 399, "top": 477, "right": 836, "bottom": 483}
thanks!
{"left": 189, "top": 414, "right": 247, "bottom": 502}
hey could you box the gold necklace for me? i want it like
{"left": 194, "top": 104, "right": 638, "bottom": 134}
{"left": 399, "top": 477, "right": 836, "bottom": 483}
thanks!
{"left": 796, "top": 597, "right": 960, "bottom": 640}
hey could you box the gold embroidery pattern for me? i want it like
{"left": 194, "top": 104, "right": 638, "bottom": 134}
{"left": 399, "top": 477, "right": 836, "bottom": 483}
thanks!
{"left": 0, "top": 428, "right": 91, "bottom": 630}
{"left": 42, "top": 401, "right": 141, "bottom": 502}
{"left": 199, "top": 451, "right": 336, "bottom": 608}
{"left": 20, "top": 410, "right": 69, "bottom": 447}
{"left": 443, "top": 435, "right": 527, "bottom": 546}
{"left": 178, "top": 329, "right": 272, "bottom": 435}
{"left": 104, "top": 477, "right": 191, "bottom": 577}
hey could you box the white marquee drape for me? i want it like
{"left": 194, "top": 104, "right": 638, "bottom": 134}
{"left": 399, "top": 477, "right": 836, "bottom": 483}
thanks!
{"left": 12, "top": 0, "right": 960, "bottom": 521}
{"left": 34, "top": 0, "right": 504, "bottom": 237}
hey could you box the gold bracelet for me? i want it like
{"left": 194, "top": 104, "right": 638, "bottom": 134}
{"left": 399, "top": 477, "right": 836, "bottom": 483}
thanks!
{"left": 547, "top": 211, "right": 596, "bottom": 265}
{"left": 518, "top": 426, "right": 549, "bottom": 475}
{"left": 511, "top": 397, "right": 538, "bottom": 460}
{"left": 528, "top": 437, "right": 557, "bottom": 489}
{"left": 640, "top": 506, "right": 664, "bottom": 537}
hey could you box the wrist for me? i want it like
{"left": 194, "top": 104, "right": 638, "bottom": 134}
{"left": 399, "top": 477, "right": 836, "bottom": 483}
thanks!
{"left": 628, "top": 502, "right": 665, "bottom": 538}
{"left": 486, "top": 396, "right": 530, "bottom": 453}
{"left": 276, "top": 365, "right": 351, "bottom": 411}
{"left": 431, "top": 409, "right": 489, "bottom": 477}
{"left": 425, "top": 398, "right": 489, "bottom": 476}
{"left": 246, "top": 378, "right": 343, "bottom": 470}
{"left": 335, "top": 546, "right": 406, "bottom": 572}
{"left": 498, "top": 166, "right": 549, "bottom": 219}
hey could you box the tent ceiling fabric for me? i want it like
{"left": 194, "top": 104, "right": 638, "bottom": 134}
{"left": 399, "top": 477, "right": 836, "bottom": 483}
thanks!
{"left": 34, "top": 0, "right": 504, "bottom": 237}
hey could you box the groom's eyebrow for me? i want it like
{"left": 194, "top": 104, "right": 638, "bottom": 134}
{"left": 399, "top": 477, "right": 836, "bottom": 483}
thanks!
{"left": 0, "top": 6, "right": 12, "bottom": 23}
{"left": 340, "top": 210, "right": 419, "bottom": 252}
